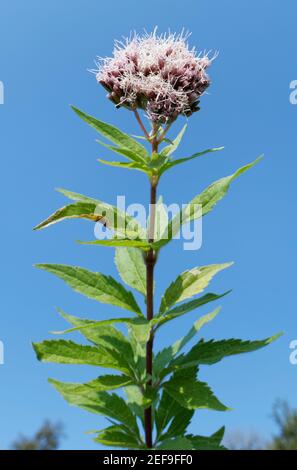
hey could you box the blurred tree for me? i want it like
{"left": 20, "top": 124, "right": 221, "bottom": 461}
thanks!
{"left": 225, "top": 400, "right": 297, "bottom": 450}
{"left": 11, "top": 421, "right": 64, "bottom": 450}
{"left": 269, "top": 400, "right": 297, "bottom": 450}
{"left": 225, "top": 429, "right": 266, "bottom": 450}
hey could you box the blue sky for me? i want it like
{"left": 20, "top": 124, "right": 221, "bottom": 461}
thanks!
{"left": 0, "top": 0, "right": 296, "bottom": 449}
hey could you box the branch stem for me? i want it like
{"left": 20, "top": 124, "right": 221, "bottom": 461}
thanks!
{"left": 134, "top": 109, "right": 150, "bottom": 141}
{"left": 144, "top": 134, "right": 158, "bottom": 448}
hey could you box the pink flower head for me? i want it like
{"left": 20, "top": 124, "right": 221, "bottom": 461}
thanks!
{"left": 95, "top": 29, "right": 214, "bottom": 124}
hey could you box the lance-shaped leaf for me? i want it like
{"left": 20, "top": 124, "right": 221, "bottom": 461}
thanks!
{"left": 156, "top": 369, "right": 197, "bottom": 441}
{"left": 35, "top": 264, "right": 142, "bottom": 315}
{"left": 58, "top": 309, "right": 131, "bottom": 347}
{"left": 153, "top": 291, "right": 230, "bottom": 329}
{"left": 124, "top": 386, "right": 145, "bottom": 425}
{"left": 156, "top": 437, "right": 194, "bottom": 450}
{"left": 96, "top": 139, "right": 149, "bottom": 164}
{"left": 49, "top": 379, "right": 139, "bottom": 435}
{"left": 156, "top": 393, "right": 194, "bottom": 442}
{"left": 82, "top": 375, "right": 133, "bottom": 391}
{"left": 115, "top": 247, "right": 146, "bottom": 296}
{"left": 154, "top": 309, "right": 220, "bottom": 378}
{"left": 34, "top": 189, "right": 145, "bottom": 239}
{"left": 160, "top": 125, "right": 187, "bottom": 157}
{"left": 154, "top": 196, "right": 169, "bottom": 241}
{"left": 56, "top": 310, "right": 137, "bottom": 372}
{"left": 72, "top": 106, "right": 149, "bottom": 162}
{"left": 33, "top": 339, "right": 132, "bottom": 375}
{"left": 98, "top": 159, "right": 150, "bottom": 174}
{"left": 158, "top": 263, "right": 232, "bottom": 315}
{"left": 158, "top": 147, "right": 223, "bottom": 177}
{"left": 80, "top": 238, "right": 151, "bottom": 249}
{"left": 186, "top": 427, "right": 226, "bottom": 450}
{"left": 94, "top": 425, "right": 143, "bottom": 449}
{"left": 171, "top": 333, "right": 283, "bottom": 370}
{"left": 164, "top": 375, "right": 229, "bottom": 411}
{"left": 157, "top": 156, "right": 262, "bottom": 246}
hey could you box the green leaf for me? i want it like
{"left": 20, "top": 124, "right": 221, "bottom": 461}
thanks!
{"left": 79, "top": 238, "right": 151, "bottom": 249}
{"left": 33, "top": 339, "right": 131, "bottom": 375}
{"left": 156, "top": 390, "right": 194, "bottom": 442}
{"left": 186, "top": 427, "right": 226, "bottom": 450}
{"left": 153, "top": 291, "right": 230, "bottom": 328}
{"left": 33, "top": 201, "right": 106, "bottom": 230}
{"left": 58, "top": 310, "right": 131, "bottom": 349}
{"left": 164, "top": 375, "right": 229, "bottom": 411}
{"left": 35, "top": 264, "right": 142, "bottom": 315}
{"left": 94, "top": 425, "right": 143, "bottom": 449}
{"left": 157, "top": 157, "right": 263, "bottom": 246}
{"left": 158, "top": 263, "right": 232, "bottom": 315}
{"left": 49, "top": 378, "right": 139, "bottom": 434}
{"left": 154, "top": 196, "right": 169, "bottom": 241}
{"left": 154, "top": 309, "right": 220, "bottom": 378}
{"left": 171, "top": 333, "right": 283, "bottom": 370}
{"left": 82, "top": 375, "right": 133, "bottom": 391}
{"left": 160, "top": 125, "right": 187, "bottom": 157}
{"left": 34, "top": 189, "right": 145, "bottom": 239}
{"left": 98, "top": 159, "right": 149, "bottom": 174}
{"left": 115, "top": 247, "right": 146, "bottom": 295}
{"left": 71, "top": 106, "right": 149, "bottom": 162}
{"left": 156, "top": 437, "right": 194, "bottom": 450}
{"left": 158, "top": 147, "right": 223, "bottom": 176}
{"left": 96, "top": 139, "right": 149, "bottom": 164}
{"left": 124, "top": 386, "right": 145, "bottom": 425}
{"left": 168, "top": 307, "right": 221, "bottom": 357}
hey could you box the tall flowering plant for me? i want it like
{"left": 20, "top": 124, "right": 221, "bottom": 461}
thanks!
{"left": 33, "top": 31, "right": 281, "bottom": 450}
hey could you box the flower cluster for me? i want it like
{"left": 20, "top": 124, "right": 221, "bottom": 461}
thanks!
{"left": 95, "top": 30, "right": 213, "bottom": 123}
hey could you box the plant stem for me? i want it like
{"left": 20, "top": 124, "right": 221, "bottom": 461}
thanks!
{"left": 144, "top": 134, "right": 158, "bottom": 448}
{"left": 134, "top": 109, "right": 151, "bottom": 141}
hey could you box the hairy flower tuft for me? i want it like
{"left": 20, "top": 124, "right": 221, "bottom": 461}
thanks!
{"left": 95, "top": 29, "right": 215, "bottom": 124}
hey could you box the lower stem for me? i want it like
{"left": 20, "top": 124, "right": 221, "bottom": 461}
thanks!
{"left": 144, "top": 181, "right": 157, "bottom": 448}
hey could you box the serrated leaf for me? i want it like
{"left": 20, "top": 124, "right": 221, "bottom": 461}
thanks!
{"left": 33, "top": 339, "right": 131, "bottom": 375}
{"left": 83, "top": 375, "right": 133, "bottom": 391}
{"left": 186, "top": 427, "right": 226, "bottom": 450}
{"left": 168, "top": 307, "right": 221, "bottom": 357}
{"left": 124, "top": 386, "right": 145, "bottom": 425}
{"left": 94, "top": 425, "right": 143, "bottom": 449}
{"left": 159, "top": 263, "right": 232, "bottom": 315}
{"left": 160, "top": 125, "right": 187, "bottom": 157}
{"left": 156, "top": 436, "right": 194, "bottom": 450}
{"left": 154, "top": 196, "right": 169, "bottom": 241}
{"left": 35, "top": 264, "right": 142, "bottom": 315}
{"left": 154, "top": 309, "right": 220, "bottom": 379}
{"left": 115, "top": 247, "right": 146, "bottom": 295}
{"left": 49, "top": 378, "right": 139, "bottom": 434}
{"left": 156, "top": 390, "right": 194, "bottom": 441}
{"left": 158, "top": 147, "right": 223, "bottom": 176}
{"left": 157, "top": 157, "right": 262, "bottom": 247}
{"left": 96, "top": 139, "right": 148, "bottom": 164}
{"left": 98, "top": 159, "right": 149, "bottom": 174}
{"left": 164, "top": 373, "right": 229, "bottom": 411}
{"left": 34, "top": 189, "right": 145, "bottom": 239}
{"left": 58, "top": 310, "right": 131, "bottom": 349}
{"left": 172, "top": 333, "right": 283, "bottom": 370}
{"left": 72, "top": 106, "right": 149, "bottom": 161}
{"left": 153, "top": 291, "right": 230, "bottom": 329}
{"left": 79, "top": 238, "right": 151, "bottom": 249}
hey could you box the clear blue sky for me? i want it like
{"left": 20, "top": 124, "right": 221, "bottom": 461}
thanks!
{"left": 0, "top": 0, "right": 296, "bottom": 450}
